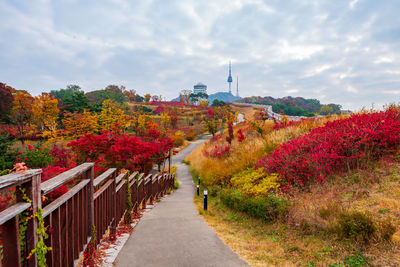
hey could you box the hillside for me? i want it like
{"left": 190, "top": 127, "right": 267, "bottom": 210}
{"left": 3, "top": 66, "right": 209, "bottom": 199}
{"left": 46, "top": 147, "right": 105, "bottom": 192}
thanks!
{"left": 185, "top": 107, "right": 400, "bottom": 266}
{"left": 172, "top": 91, "right": 242, "bottom": 104}
{"left": 237, "top": 95, "right": 342, "bottom": 116}
{"left": 208, "top": 92, "right": 242, "bottom": 103}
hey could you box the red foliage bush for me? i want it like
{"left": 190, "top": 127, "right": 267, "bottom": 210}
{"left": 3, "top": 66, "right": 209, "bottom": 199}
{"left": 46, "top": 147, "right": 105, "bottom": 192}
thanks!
{"left": 50, "top": 144, "right": 75, "bottom": 168}
{"left": 68, "top": 129, "right": 173, "bottom": 173}
{"left": 237, "top": 129, "right": 245, "bottom": 142}
{"left": 273, "top": 119, "right": 304, "bottom": 130}
{"left": 0, "top": 124, "right": 40, "bottom": 140}
{"left": 257, "top": 109, "right": 400, "bottom": 189}
{"left": 153, "top": 105, "right": 165, "bottom": 114}
{"left": 203, "top": 145, "right": 231, "bottom": 158}
{"left": 0, "top": 192, "right": 13, "bottom": 212}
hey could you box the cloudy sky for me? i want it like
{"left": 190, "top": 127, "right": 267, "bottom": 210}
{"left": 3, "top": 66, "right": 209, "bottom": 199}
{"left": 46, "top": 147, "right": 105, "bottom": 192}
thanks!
{"left": 1, "top": 0, "right": 399, "bottom": 110}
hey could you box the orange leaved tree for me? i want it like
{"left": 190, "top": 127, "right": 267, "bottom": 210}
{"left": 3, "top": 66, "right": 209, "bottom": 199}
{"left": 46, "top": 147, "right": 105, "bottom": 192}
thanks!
{"left": 32, "top": 93, "right": 60, "bottom": 139}
{"left": 9, "top": 90, "right": 34, "bottom": 146}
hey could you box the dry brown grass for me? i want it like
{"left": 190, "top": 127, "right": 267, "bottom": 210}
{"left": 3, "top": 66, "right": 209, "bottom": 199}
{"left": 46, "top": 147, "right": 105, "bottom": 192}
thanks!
{"left": 231, "top": 104, "right": 259, "bottom": 120}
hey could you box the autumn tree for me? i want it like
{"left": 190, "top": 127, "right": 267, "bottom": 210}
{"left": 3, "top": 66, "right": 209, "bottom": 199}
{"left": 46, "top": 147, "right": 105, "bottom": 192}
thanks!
{"left": 123, "top": 89, "right": 137, "bottom": 102}
{"left": 198, "top": 99, "right": 209, "bottom": 107}
{"left": 144, "top": 94, "right": 151, "bottom": 102}
{"left": 0, "top": 83, "right": 14, "bottom": 121}
{"left": 9, "top": 90, "right": 34, "bottom": 146}
{"left": 32, "top": 93, "right": 60, "bottom": 139}
{"left": 62, "top": 110, "right": 98, "bottom": 139}
{"left": 169, "top": 107, "right": 179, "bottom": 128}
{"left": 179, "top": 90, "right": 191, "bottom": 104}
{"left": 98, "top": 99, "right": 127, "bottom": 131}
{"left": 160, "top": 112, "right": 170, "bottom": 129}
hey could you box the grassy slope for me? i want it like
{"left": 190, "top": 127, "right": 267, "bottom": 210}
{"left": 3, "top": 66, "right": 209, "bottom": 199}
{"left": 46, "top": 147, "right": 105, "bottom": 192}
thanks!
{"left": 188, "top": 143, "right": 400, "bottom": 266}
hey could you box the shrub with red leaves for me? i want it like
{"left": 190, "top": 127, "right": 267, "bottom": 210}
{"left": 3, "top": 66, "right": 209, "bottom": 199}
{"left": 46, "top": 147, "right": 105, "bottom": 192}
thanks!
{"left": 153, "top": 105, "right": 165, "bottom": 114}
{"left": 50, "top": 144, "right": 75, "bottom": 168}
{"left": 203, "top": 145, "right": 231, "bottom": 158}
{"left": 237, "top": 129, "right": 245, "bottom": 142}
{"left": 68, "top": 129, "right": 173, "bottom": 173}
{"left": 273, "top": 119, "right": 304, "bottom": 130}
{"left": 257, "top": 108, "right": 400, "bottom": 189}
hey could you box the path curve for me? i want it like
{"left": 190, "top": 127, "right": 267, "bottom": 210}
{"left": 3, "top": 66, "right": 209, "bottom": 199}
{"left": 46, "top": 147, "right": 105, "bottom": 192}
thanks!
{"left": 114, "top": 136, "right": 248, "bottom": 267}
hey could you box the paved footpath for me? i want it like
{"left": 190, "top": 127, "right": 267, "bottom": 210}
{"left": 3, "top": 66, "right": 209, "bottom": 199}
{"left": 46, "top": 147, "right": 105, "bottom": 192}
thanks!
{"left": 114, "top": 136, "right": 248, "bottom": 267}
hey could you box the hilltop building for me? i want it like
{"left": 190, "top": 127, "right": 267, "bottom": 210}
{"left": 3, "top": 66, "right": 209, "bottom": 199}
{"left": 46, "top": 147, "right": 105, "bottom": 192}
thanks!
{"left": 193, "top": 82, "right": 207, "bottom": 94}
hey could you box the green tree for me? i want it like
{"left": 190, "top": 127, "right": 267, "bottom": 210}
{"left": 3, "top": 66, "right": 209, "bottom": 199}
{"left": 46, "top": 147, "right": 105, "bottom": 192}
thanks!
{"left": 0, "top": 133, "right": 19, "bottom": 171}
{"left": 0, "top": 82, "right": 14, "bottom": 122}
{"left": 85, "top": 85, "right": 127, "bottom": 105}
{"left": 51, "top": 85, "right": 90, "bottom": 113}
{"left": 211, "top": 99, "right": 226, "bottom": 106}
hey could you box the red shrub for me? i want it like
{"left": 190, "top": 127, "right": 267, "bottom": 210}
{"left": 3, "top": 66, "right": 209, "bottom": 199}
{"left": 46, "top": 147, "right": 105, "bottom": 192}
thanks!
{"left": 257, "top": 109, "right": 400, "bottom": 189}
{"left": 68, "top": 129, "right": 173, "bottom": 173}
{"left": 50, "top": 144, "right": 75, "bottom": 168}
{"left": 203, "top": 145, "right": 231, "bottom": 158}
{"left": 237, "top": 129, "right": 245, "bottom": 142}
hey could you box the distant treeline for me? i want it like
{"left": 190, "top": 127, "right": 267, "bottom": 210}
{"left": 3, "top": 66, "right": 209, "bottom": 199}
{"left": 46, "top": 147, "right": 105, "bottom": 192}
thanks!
{"left": 238, "top": 96, "right": 342, "bottom": 116}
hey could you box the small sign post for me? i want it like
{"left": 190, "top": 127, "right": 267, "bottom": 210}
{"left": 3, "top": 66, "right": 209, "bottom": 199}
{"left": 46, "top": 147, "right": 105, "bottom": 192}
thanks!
{"left": 204, "top": 189, "right": 208, "bottom": 210}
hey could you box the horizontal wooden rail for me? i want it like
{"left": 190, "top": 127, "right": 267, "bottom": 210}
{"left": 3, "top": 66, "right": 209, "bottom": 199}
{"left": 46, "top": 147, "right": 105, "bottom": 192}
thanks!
{"left": 0, "top": 202, "right": 31, "bottom": 225}
{"left": 42, "top": 179, "right": 90, "bottom": 218}
{"left": 115, "top": 172, "right": 127, "bottom": 185}
{"left": 41, "top": 163, "right": 94, "bottom": 195}
{"left": 93, "top": 168, "right": 116, "bottom": 187}
{"left": 0, "top": 169, "right": 41, "bottom": 190}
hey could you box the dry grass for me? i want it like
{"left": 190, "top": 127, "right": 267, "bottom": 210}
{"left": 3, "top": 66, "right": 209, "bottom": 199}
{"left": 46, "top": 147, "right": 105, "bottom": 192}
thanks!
{"left": 231, "top": 104, "right": 259, "bottom": 120}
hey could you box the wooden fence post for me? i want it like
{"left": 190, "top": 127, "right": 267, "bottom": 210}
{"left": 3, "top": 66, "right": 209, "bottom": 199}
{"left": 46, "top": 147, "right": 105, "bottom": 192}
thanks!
{"left": 16, "top": 172, "right": 42, "bottom": 267}
{"left": 110, "top": 172, "right": 117, "bottom": 241}
{"left": 84, "top": 165, "right": 95, "bottom": 241}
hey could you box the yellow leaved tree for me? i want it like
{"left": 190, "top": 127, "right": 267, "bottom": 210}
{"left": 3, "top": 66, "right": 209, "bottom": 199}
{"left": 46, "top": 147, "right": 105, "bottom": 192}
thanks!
{"left": 32, "top": 93, "right": 60, "bottom": 140}
{"left": 97, "top": 99, "right": 127, "bottom": 131}
{"left": 62, "top": 110, "right": 98, "bottom": 139}
{"left": 160, "top": 112, "right": 170, "bottom": 129}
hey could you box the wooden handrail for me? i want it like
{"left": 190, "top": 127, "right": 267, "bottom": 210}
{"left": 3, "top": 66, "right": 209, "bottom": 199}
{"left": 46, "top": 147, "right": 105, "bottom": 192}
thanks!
{"left": 42, "top": 179, "right": 90, "bottom": 218}
{"left": 0, "top": 169, "right": 41, "bottom": 190}
{"left": 93, "top": 168, "right": 117, "bottom": 187}
{"left": 41, "top": 163, "right": 94, "bottom": 195}
{"left": 0, "top": 202, "right": 31, "bottom": 225}
{"left": 115, "top": 172, "right": 127, "bottom": 185}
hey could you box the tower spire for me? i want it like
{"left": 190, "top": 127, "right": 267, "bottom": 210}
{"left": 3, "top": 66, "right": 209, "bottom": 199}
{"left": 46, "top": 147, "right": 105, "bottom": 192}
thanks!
{"left": 227, "top": 61, "right": 233, "bottom": 94}
{"left": 236, "top": 76, "right": 239, "bottom": 97}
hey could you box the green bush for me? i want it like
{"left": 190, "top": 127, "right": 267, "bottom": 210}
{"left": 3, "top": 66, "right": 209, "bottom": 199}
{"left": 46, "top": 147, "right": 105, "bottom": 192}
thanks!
{"left": 220, "top": 188, "right": 289, "bottom": 222}
{"left": 377, "top": 219, "right": 396, "bottom": 241}
{"left": 336, "top": 211, "right": 376, "bottom": 243}
{"left": 208, "top": 185, "right": 221, "bottom": 197}
{"left": 0, "top": 133, "right": 19, "bottom": 171}
{"left": 174, "top": 178, "right": 180, "bottom": 189}
{"left": 22, "top": 144, "right": 54, "bottom": 168}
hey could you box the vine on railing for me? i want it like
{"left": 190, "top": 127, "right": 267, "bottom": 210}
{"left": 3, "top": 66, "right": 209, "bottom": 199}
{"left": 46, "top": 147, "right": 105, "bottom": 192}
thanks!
{"left": 125, "top": 172, "right": 133, "bottom": 224}
{"left": 18, "top": 186, "right": 51, "bottom": 266}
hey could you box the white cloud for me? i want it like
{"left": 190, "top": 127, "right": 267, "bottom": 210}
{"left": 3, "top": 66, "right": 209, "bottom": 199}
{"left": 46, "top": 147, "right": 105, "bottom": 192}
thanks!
{"left": 346, "top": 85, "right": 358, "bottom": 93}
{"left": 0, "top": 0, "right": 399, "bottom": 110}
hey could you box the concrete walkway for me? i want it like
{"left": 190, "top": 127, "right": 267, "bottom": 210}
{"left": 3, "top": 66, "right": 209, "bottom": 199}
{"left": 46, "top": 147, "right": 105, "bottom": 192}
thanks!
{"left": 114, "top": 136, "right": 248, "bottom": 267}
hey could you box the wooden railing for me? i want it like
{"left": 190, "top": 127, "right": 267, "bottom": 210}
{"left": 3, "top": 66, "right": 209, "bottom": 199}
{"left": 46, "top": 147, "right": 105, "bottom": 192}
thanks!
{"left": 0, "top": 164, "right": 175, "bottom": 267}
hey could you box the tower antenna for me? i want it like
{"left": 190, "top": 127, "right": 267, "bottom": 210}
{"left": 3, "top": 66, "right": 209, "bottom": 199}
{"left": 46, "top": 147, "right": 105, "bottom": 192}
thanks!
{"left": 236, "top": 76, "right": 239, "bottom": 97}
